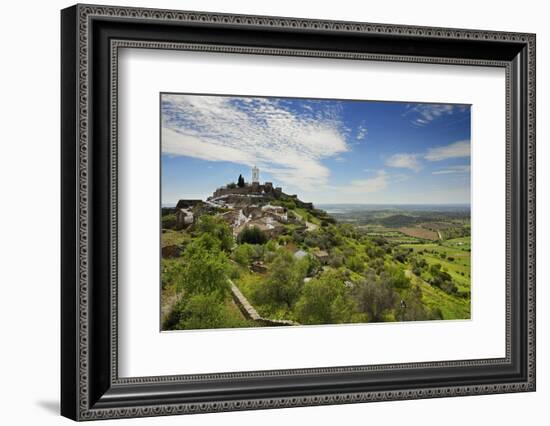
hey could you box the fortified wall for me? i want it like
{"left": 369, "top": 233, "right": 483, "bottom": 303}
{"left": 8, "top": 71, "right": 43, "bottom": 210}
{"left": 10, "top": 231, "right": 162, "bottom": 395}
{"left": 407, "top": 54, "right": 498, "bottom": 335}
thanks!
{"left": 211, "top": 182, "right": 282, "bottom": 199}
{"left": 210, "top": 181, "right": 314, "bottom": 210}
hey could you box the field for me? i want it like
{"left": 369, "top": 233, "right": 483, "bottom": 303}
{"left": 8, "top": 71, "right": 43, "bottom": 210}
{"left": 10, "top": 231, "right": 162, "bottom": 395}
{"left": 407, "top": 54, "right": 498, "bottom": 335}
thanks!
{"left": 322, "top": 205, "right": 471, "bottom": 320}
{"left": 400, "top": 237, "right": 471, "bottom": 318}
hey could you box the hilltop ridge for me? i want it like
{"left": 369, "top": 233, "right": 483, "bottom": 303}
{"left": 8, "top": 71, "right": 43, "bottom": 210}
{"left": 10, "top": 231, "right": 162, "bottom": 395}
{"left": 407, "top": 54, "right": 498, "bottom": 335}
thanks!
{"left": 167, "top": 170, "right": 335, "bottom": 237}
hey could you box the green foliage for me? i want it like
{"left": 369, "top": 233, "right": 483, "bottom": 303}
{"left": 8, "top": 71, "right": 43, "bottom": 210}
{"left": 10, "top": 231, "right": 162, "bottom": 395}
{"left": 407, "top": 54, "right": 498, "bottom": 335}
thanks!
{"left": 176, "top": 238, "right": 230, "bottom": 301}
{"left": 161, "top": 214, "right": 177, "bottom": 230}
{"left": 237, "top": 226, "right": 268, "bottom": 245}
{"left": 393, "top": 248, "right": 410, "bottom": 263}
{"left": 253, "top": 251, "right": 305, "bottom": 309}
{"left": 275, "top": 199, "right": 297, "bottom": 210}
{"left": 237, "top": 174, "right": 245, "bottom": 187}
{"left": 345, "top": 255, "right": 365, "bottom": 273}
{"left": 177, "top": 293, "right": 229, "bottom": 329}
{"left": 410, "top": 257, "right": 428, "bottom": 275}
{"left": 195, "top": 215, "right": 234, "bottom": 252}
{"left": 304, "top": 253, "right": 321, "bottom": 276}
{"left": 265, "top": 239, "right": 278, "bottom": 252}
{"left": 352, "top": 270, "right": 398, "bottom": 322}
{"left": 400, "top": 286, "right": 431, "bottom": 321}
{"left": 165, "top": 293, "right": 253, "bottom": 330}
{"left": 161, "top": 258, "right": 185, "bottom": 290}
{"left": 233, "top": 243, "right": 255, "bottom": 266}
{"left": 428, "top": 263, "right": 458, "bottom": 295}
{"left": 302, "top": 225, "right": 344, "bottom": 250}
{"left": 383, "top": 265, "right": 411, "bottom": 289}
{"left": 295, "top": 271, "right": 356, "bottom": 324}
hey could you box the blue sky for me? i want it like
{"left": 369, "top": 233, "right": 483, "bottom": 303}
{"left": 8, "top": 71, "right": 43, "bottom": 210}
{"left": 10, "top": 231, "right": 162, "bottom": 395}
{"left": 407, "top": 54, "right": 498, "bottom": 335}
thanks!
{"left": 161, "top": 94, "right": 471, "bottom": 205}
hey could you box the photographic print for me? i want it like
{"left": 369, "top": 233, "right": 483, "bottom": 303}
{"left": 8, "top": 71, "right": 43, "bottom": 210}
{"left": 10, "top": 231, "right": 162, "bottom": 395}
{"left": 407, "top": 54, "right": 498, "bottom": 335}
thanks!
{"left": 160, "top": 93, "right": 471, "bottom": 331}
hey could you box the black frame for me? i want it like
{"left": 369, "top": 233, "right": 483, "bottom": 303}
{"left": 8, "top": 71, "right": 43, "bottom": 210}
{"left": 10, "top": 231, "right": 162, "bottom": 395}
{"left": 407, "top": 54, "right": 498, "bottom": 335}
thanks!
{"left": 61, "top": 4, "right": 536, "bottom": 421}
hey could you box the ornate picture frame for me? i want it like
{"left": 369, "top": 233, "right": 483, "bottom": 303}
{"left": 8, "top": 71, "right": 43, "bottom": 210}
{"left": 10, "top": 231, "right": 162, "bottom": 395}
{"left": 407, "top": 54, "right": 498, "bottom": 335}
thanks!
{"left": 61, "top": 4, "right": 535, "bottom": 421}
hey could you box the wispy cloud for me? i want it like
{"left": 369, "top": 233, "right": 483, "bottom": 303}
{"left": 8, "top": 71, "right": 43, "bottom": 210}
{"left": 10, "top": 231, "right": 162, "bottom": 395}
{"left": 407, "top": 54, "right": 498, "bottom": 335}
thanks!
{"left": 432, "top": 165, "right": 471, "bottom": 175}
{"left": 349, "top": 170, "right": 388, "bottom": 193}
{"left": 404, "top": 103, "right": 468, "bottom": 127}
{"left": 161, "top": 95, "right": 349, "bottom": 191}
{"left": 385, "top": 140, "right": 470, "bottom": 175}
{"left": 356, "top": 124, "right": 368, "bottom": 140}
{"left": 424, "top": 140, "right": 470, "bottom": 161}
{"left": 385, "top": 153, "right": 421, "bottom": 172}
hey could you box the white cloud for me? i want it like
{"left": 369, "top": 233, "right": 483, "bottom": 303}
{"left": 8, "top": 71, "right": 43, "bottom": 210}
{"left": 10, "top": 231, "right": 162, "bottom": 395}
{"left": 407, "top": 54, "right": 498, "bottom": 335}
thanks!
{"left": 349, "top": 170, "right": 389, "bottom": 193}
{"left": 404, "top": 103, "right": 468, "bottom": 126}
{"left": 385, "top": 153, "right": 421, "bottom": 172}
{"left": 432, "top": 165, "right": 471, "bottom": 175}
{"left": 356, "top": 124, "right": 368, "bottom": 140}
{"left": 322, "top": 170, "right": 389, "bottom": 196}
{"left": 161, "top": 95, "right": 349, "bottom": 191}
{"left": 424, "top": 140, "right": 470, "bottom": 161}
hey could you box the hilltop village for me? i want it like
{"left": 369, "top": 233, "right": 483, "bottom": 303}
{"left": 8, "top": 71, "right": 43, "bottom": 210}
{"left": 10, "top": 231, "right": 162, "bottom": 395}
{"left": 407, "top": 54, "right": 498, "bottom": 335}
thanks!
{"left": 161, "top": 166, "right": 471, "bottom": 331}
{"left": 167, "top": 166, "right": 331, "bottom": 241}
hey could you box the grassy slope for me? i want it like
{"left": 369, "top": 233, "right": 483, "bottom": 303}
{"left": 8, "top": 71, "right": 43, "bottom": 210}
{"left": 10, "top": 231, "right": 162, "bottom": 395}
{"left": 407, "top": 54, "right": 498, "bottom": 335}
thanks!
{"left": 404, "top": 269, "right": 470, "bottom": 319}
{"left": 400, "top": 238, "right": 471, "bottom": 293}
{"left": 400, "top": 236, "right": 471, "bottom": 319}
{"left": 161, "top": 229, "right": 190, "bottom": 247}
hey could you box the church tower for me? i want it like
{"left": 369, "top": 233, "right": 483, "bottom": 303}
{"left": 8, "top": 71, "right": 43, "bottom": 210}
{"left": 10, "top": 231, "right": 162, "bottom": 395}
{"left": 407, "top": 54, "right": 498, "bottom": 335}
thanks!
{"left": 251, "top": 165, "right": 260, "bottom": 184}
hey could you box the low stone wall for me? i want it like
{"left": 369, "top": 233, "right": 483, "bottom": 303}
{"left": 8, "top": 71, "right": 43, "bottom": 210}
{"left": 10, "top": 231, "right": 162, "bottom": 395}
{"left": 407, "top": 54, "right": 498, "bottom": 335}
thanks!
{"left": 229, "top": 280, "right": 299, "bottom": 327}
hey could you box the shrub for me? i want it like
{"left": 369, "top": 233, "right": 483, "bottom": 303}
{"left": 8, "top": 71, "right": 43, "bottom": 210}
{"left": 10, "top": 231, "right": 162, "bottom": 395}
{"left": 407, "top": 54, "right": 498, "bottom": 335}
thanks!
{"left": 176, "top": 239, "right": 230, "bottom": 300}
{"left": 177, "top": 293, "right": 228, "bottom": 330}
{"left": 237, "top": 226, "right": 268, "bottom": 245}
{"left": 233, "top": 243, "right": 254, "bottom": 266}
{"left": 253, "top": 251, "right": 305, "bottom": 309}
{"left": 352, "top": 271, "right": 398, "bottom": 322}
{"left": 346, "top": 256, "right": 365, "bottom": 273}
{"left": 195, "top": 215, "right": 234, "bottom": 252}
{"left": 295, "top": 272, "right": 355, "bottom": 325}
{"left": 161, "top": 214, "right": 177, "bottom": 230}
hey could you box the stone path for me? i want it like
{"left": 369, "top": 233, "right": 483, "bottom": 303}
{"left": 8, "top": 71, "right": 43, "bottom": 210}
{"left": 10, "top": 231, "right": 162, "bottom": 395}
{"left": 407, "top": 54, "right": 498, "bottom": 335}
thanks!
{"left": 229, "top": 279, "right": 299, "bottom": 326}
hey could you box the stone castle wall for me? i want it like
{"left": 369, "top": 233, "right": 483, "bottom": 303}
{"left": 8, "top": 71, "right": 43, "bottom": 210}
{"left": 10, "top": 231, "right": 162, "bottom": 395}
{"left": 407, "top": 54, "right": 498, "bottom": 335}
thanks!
{"left": 212, "top": 183, "right": 282, "bottom": 199}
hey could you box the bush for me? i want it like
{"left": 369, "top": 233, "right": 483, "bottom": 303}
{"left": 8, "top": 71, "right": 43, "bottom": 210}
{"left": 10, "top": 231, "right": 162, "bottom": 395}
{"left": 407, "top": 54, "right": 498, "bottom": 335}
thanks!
{"left": 346, "top": 256, "right": 365, "bottom": 273}
{"left": 295, "top": 272, "right": 355, "bottom": 325}
{"left": 253, "top": 251, "right": 305, "bottom": 309}
{"left": 233, "top": 243, "right": 254, "bottom": 266}
{"left": 161, "top": 214, "right": 177, "bottom": 230}
{"left": 195, "top": 215, "right": 234, "bottom": 252}
{"left": 177, "top": 293, "right": 228, "bottom": 330}
{"left": 176, "top": 238, "right": 231, "bottom": 300}
{"left": 237, "top": 226, "right": 268, "bottom": 245}
{"left": 352, "top": 271, "right": 398, "bottom": 322}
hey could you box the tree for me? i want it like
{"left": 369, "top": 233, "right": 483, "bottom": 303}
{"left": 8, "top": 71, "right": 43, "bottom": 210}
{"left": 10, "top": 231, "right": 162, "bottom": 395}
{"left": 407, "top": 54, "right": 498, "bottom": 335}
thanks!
{"left": 176, "top": 239, "right": 230, "bottom": 301}
{"left": 177, "top": 293, "right": 229, "bottom": 330}
{"left": 233, "top": 243, "right": 254, "bottom": 266}
{"left": 195, "top": 215, "right": 234, "bottom": 252}
{"left": 237, "top": 226, "right": 268, "bottom": 245}
{"left": 237, "top": 174, "right": 245, "bottom": 187}
{"left": 295, "top": 271, "right": 355, "bottom": 324}
{"left": 254, "top": 251, "right": 304, "bottom": 309}
{"left": 382, "top": 265, "right": 411, "bottom": 289}
{"left": 400, "top": 285, "right": 430, "bottom": 321}
{"left": 346, "top": 255, "right": 364, "bottom": 273}
{"left": 352, "top": 270, "right": 398, "bottom": 322}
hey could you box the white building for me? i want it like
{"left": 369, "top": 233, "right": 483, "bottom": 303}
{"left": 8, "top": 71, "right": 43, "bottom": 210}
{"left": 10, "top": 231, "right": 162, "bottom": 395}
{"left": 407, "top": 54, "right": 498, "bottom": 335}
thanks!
{"left": 251, "top": 165, "right": 260, "bottom": 183}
